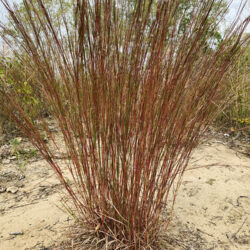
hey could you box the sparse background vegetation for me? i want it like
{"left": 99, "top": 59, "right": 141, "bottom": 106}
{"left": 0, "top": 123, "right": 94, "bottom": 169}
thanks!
{"left": 0, "top": 0, "right": 249, "bottom": 139}
{"left": 215, "top": 44, "right": 250, "bottom": 132}
{"left": 0, "top": 55, "right": 49, "bottom": 139}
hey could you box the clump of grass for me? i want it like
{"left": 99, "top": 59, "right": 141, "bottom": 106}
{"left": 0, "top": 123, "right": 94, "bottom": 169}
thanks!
{"left": 0, "top": 0, "right": 249, "bottom": 249}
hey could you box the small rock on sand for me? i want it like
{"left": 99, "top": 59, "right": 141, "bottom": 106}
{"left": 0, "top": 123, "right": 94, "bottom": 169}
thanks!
{"left": 0, "top": 187, "right": 6, "bottom": 193}
{"left": 6, "top": 187, "right": 19, "bottom": 194}
{"left": 2, "top": 159, "right": 11, "bottom": 164}
{"left": 9, "top": 231, "right": 24, "bottom": 236}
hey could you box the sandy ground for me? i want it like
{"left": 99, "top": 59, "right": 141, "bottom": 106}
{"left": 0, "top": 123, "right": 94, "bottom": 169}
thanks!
{"left": 0, "top": 129, "right": 249, "bottom": 250}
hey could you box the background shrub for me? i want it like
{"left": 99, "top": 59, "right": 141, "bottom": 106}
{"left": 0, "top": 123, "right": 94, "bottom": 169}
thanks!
{"left": 216, "top": 45, "right": 250, "bottom": 132}
{"left": 0, "top": 55, "right": 49, "bottom": 139}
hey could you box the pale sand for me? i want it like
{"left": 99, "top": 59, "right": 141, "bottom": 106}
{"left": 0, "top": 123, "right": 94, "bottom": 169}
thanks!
{"left": 0, "top": 136, "right": 249, "bottom": 249}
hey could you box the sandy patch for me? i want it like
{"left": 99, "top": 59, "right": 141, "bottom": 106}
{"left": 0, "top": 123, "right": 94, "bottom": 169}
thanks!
{"left": 0, "top": 134, "right": 249, "bottom": 249}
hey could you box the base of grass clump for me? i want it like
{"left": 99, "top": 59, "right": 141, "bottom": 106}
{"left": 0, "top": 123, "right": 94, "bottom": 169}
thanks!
{"left": 56, "top": 224, "right": 148, "bottom": 249}
{"left": 55, "top": 223, "right": 171, "bottom": 250}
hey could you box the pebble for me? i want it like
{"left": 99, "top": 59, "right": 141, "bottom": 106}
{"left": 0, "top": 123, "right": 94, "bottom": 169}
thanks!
{"left": 0, "top": 187, "right": 6, "bottom": 193}
{"left": 9, "top": 231, "right": 24, "bottom": 236}
{"left": 6, "top": 186, "right": 19, "bottom": 194}
{"left": 2, "top": 159, "right": 11, "bottom": 164}
{"left": 48, "top": 125, "right": 57, "bottom": 132}
{"left": 0, "top": 145, "right": 12, "bottom": 158}
{"left": 18, "top": 174, "right": 25, "bottom": 180}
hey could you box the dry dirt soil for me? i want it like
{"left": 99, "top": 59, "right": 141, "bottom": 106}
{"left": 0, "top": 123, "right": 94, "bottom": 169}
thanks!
{"left": 0, "top": 126, "right": 249, "bottom": 250}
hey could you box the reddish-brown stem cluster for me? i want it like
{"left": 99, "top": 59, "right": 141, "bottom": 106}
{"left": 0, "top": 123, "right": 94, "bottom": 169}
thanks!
{"left": 0, "top": 0, "right": 249, "bottom": 248}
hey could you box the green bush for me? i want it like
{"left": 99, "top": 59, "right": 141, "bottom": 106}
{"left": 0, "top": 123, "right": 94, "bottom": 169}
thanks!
{"left": 0, "top": 56, "right": 48, "bottom": 136}
{"left": 216, "top": 46, "right": 250, "bottom": 131}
